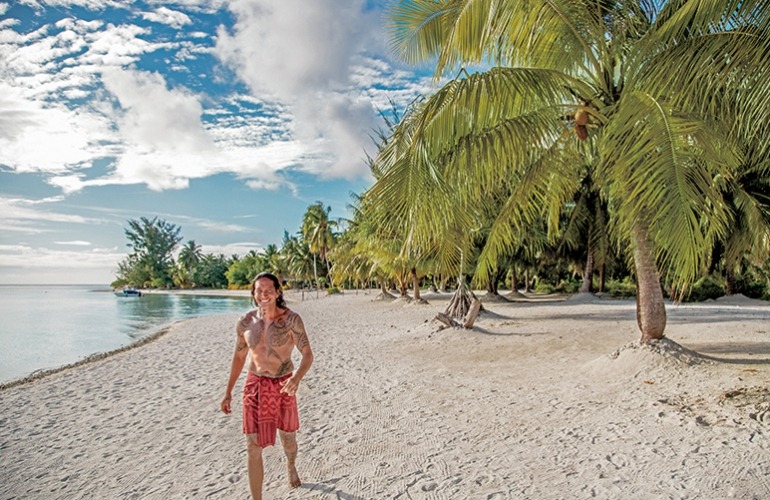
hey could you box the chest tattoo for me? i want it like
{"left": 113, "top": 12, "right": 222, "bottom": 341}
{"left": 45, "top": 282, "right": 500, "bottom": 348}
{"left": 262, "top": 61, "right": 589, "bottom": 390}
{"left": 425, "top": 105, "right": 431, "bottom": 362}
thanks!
{"left": 268, "top": 315, "right": 294, "bottom": 347}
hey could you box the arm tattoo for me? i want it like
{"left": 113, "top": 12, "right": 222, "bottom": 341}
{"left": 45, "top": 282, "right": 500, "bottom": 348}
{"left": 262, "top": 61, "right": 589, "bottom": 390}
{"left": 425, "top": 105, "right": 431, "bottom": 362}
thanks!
{"left": 292, "top": 313, "right": 310, "bottom": 351}
{"left": 235, "top": 313, "right": 252, "bottom": 351}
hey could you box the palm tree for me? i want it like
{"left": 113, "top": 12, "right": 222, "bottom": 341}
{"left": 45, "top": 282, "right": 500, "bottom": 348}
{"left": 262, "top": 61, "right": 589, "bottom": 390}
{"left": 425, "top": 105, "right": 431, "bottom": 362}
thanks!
{"left": 260, "top": 243, "right": 286, "bottom": 284}
{"left": 178, "top": 240, "right": 203, "bottom": 272}
{"left": 281, "top": 232, "right": 315, "bottom": 292}
{"left": 370, "top": 0, "right": 770, "bottom": 342}
{"left": 301, "top": 202, "right": 338, "bottom": 292}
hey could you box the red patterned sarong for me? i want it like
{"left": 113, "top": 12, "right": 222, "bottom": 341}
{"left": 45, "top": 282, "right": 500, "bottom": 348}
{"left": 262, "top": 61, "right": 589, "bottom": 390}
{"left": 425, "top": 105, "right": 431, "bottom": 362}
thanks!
{"left": 242, "top": 372, "right": 300, "bottom": 448}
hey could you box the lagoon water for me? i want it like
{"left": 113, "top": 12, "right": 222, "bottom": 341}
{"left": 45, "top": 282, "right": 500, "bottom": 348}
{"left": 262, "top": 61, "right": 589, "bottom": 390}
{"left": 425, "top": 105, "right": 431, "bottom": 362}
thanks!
{"left": 0, "top": 285, "right": 252, "bottom": 384}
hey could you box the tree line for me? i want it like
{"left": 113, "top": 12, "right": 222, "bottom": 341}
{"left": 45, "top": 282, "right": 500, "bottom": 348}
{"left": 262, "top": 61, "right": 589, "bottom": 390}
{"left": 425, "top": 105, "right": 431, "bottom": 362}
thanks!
{"left": 111, "top": 202, "right": 338, "bottom": 291}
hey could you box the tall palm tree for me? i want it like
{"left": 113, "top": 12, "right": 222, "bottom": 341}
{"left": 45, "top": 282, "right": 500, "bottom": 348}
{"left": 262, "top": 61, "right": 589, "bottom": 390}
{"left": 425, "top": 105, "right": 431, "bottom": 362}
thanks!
{"left": 178, "top": 240, "right": 203, "bottom": 273}
{"left": 369, "top": 0, "right": 770, "bottom": 342}
{"left": 301, "top": 202, "right": 338, "bottom": 290}
{"left": 281, "top": 231, "right": 315, "bottom": 291}
{"left": 260, "top": 243, "right": 285, "bottom": 283}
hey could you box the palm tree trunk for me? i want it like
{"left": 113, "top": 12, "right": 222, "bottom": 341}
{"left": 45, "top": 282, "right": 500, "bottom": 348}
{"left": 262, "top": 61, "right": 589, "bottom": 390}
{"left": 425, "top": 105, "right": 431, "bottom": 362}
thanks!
{"left": 631, "top": 224, "right": 667, "bottom": 343}
{"left": 725, "top": 268, "right": 737, "bottom": 296}
{"left": 580, "top": 251, "right": 594, "bottom": 293}
{"left": 599, "top": 263, "right": 606, "bottom": 293}
{"left": 313, "top": 254, "right": 319, "bottom": 298}
{"left": 411, "top": 267, "right": 421, "bottom": 301}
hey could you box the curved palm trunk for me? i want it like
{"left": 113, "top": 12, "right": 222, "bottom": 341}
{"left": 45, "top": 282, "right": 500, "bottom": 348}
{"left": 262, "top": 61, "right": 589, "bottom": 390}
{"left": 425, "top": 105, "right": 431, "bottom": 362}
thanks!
{"left": 632, "top": 224, "right": 667, "bottom": 343}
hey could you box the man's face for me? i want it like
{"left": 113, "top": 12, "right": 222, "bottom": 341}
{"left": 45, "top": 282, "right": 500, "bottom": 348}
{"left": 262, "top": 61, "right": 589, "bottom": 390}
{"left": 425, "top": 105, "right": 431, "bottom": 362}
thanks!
{"left": 253, "top": 277, "right": 279, "bottom": 308}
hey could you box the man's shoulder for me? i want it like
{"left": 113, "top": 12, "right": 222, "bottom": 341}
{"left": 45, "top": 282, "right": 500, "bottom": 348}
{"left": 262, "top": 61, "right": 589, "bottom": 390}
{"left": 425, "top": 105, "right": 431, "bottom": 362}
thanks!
{"left": 284, "top": 308, "right": 303, "bottom": 320}
{"left": 238, "top": 309, "right": 261, "bottom": 325}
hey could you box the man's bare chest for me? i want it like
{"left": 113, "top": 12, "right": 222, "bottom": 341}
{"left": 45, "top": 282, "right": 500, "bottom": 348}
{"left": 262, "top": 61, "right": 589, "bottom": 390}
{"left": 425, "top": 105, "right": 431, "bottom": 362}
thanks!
{"left": 245, "top": 317, "right": 294, "bottom": 348}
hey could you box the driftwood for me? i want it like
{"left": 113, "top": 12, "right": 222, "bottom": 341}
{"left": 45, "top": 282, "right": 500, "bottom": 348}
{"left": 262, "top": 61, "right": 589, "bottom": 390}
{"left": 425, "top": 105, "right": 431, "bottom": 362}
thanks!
{"left": 435, "top": 298, "right": 482, "bottom": 330}
{"left": 463, "top": 297, "right": 482, "bottom": 328}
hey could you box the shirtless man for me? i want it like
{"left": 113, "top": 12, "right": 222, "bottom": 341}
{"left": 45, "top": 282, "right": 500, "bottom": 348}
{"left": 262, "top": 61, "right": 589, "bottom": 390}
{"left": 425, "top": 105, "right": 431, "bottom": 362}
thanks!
{"left": 220, "top": 272, "right": 313, "bottom": 500}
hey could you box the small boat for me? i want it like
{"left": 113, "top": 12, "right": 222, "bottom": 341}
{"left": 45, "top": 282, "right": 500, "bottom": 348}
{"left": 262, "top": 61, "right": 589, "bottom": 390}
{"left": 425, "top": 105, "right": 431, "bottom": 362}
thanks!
{"left": 114, "top": 288, "right": 142, "bottom": 297}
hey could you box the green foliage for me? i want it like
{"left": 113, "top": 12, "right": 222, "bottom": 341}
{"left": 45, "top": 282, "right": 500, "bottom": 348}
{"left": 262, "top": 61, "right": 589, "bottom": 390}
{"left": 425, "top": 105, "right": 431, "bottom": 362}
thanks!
{"left": 226, "top": 252, "right": 264, "bottom": 287}
{"left": 734, "top": 275, "right": 768, "bottom": 299}
{"left": 118, "top": 217, "right": 182, "bottom": 288}
{"left": 327, "top": 286, "right": 341, "bottom": 295}
{"left": 605, "top": 277, "right": 637, "bottom": 298}
{"left": 683, "top": 275, "right": 725, "bottom": 302}
{"left": 193, "top": 254, "right": 230, "bottom": 288}
{"left": 533, "top": 281, "right": 555, "bottom": 294}
{"left": 556, "top": 278, "right": 581, "bottom": 294}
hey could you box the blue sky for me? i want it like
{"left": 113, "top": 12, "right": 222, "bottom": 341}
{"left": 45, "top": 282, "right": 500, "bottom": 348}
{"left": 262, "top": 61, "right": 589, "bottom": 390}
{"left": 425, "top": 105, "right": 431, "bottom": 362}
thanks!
{"left": 0, "top": 0, "right": 435, "bottom": 284}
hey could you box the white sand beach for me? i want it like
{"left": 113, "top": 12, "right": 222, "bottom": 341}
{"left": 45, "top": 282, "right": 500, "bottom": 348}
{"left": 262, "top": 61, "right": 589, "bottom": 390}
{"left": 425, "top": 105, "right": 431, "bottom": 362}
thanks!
{"left": 1, "top": 291, "right": 768, "bottom": 499}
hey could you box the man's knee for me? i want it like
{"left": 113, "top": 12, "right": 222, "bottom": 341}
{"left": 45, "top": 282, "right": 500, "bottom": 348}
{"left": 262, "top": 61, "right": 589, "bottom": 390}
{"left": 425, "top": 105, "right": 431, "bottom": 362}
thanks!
{"left": 246, "top": 434, "right": 263, "bottom": 454}
{"left": 279, "top": 431, "right": 297, "bottom": 448}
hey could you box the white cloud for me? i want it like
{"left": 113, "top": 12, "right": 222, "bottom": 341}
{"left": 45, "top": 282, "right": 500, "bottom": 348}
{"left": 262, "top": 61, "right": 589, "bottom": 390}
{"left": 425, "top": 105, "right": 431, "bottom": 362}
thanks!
{"left": 55, "top": 240, "right": 92, "bottom": 245}
{"left": 215, "top": 0, "right": 388, "bottom": 179}
{"left": 16, "top": 0, "right": 126, "bottom": 9}
{"left": 0, "top": 243, "right": 122, "bottom": 268}
{"left": 146, "top": 0, "right": 228, "bottom": 14}
{"left": 141, "top": 7, "right": 192, "bottom": 29}
{"left": 1, "top": 0, "right": 429, "bottom": 198}
{"left": 0, "top": 196, "right": 98, "bottom": 225}
{"left": 200, "top": 241, "right": 263, "bottom": 258}
{"left": 0, "top": 84, "right": 117, "bottom": 173}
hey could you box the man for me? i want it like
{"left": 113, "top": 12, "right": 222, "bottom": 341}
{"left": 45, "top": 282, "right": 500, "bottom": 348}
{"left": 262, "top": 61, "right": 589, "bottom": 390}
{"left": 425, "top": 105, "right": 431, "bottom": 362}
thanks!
{"left": 220, "top": 272, "right": 314, "bottom": 500}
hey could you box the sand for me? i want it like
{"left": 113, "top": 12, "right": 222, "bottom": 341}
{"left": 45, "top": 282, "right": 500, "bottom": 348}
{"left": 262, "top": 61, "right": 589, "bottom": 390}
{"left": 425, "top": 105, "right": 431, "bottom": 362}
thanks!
{"left": 0, "top": 290, "right": 768, "bottom": 499}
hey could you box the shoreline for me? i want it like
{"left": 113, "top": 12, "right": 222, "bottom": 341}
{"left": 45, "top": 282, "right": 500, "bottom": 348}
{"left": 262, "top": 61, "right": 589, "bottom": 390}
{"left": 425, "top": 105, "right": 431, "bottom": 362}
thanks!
{"left": 0, "top": 323, "right": 180, "bottom": 392}
{"left": 1, "top": 292, "right": 768, "bottom": 498}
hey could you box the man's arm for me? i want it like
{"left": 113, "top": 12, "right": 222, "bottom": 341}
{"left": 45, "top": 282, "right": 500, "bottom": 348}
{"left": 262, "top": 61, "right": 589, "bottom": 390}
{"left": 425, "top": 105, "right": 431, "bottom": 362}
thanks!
{"left": 281, "top": 312, "right": 313, "bottom": 396}
{"left": 220, "top": 316, "right": 250, "bottom": 414}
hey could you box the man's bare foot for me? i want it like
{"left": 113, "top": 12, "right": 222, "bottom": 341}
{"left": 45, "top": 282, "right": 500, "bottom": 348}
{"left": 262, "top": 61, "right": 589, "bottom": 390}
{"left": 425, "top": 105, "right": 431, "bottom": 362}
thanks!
{"left": 287, "top": 465, "right": 301, "bottom": 488}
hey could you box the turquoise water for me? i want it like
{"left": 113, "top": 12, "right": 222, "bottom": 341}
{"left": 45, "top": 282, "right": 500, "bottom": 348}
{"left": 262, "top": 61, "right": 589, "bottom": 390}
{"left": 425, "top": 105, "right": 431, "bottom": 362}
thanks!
{"left": 0, "top": 285, "right": 252, "bottom": 384}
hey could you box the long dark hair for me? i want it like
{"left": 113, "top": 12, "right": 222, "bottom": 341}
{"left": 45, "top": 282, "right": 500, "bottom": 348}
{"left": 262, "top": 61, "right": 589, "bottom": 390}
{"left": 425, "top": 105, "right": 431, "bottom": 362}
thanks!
{"left": 251, "top": 272, "right": 287, "bottom": 309}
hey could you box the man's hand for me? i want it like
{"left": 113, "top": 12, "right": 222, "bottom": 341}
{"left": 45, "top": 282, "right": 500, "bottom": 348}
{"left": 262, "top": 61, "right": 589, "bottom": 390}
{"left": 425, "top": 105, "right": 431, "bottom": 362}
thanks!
{"left": 280, "top": 376, "right": 299, "bottom": 396}
{"left": 220, "top": 395, "right": 232, "bottom": 414}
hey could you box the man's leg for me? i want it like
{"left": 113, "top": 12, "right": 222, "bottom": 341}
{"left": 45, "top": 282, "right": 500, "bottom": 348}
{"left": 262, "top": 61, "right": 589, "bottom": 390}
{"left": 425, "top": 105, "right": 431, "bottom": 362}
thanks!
{"left": 246, "top": 436, "right": 264, "bottom": 500}
{"left": 279, "top": 431, "right": 301, "bottom": 488}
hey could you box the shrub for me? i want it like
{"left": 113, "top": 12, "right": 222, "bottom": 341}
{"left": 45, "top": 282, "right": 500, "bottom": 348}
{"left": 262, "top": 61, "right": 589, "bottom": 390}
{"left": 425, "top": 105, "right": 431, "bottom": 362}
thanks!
{"left": 605, "top": 277, "right": 636, "bottom": 298}
{"left": 556, "top": 278, "right": 581, "bottom": 294}
{"left": 735, "top": 278, "right": 767, "bottom": 299}
{"left": 327, "top": 286, "right": 341, "bottom": 295}
{"left": 684, "top": 275, "right": 725, "bottom": 302}
{"left": 533, "top": 282, "right": 555, "bottom": 294}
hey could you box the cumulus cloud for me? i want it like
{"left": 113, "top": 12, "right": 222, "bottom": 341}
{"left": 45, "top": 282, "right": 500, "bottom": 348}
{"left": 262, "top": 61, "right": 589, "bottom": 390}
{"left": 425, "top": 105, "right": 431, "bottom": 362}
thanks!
{"left": 215, "top": 0, "right": 388, "bottom": 179}
{"left": 141, "top": 7, "right": 192, "bottom": 29}
{"left": 2, "top": 0, "right": 430, "bottom": 196}
{"left": 0, "top": 84, "right": 116, "bottom": 173}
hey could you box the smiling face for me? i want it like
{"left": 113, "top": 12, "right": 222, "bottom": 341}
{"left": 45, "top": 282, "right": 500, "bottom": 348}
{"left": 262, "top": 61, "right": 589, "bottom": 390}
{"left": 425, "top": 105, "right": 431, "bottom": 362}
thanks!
{"left": 252, "top": 277, "right": 280, "bottom": 309}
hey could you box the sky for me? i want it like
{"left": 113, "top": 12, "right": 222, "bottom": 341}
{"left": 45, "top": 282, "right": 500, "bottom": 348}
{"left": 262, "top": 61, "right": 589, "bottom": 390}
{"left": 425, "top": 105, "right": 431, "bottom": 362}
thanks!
{"left": 0, "top": 0, "right": 436, "bottom": 285}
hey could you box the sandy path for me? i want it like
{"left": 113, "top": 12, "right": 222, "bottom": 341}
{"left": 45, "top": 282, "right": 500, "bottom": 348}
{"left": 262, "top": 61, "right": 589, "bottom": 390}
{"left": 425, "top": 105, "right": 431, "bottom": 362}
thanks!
{"left": 1, "top": 291, "right": 768, "bottom": 499}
